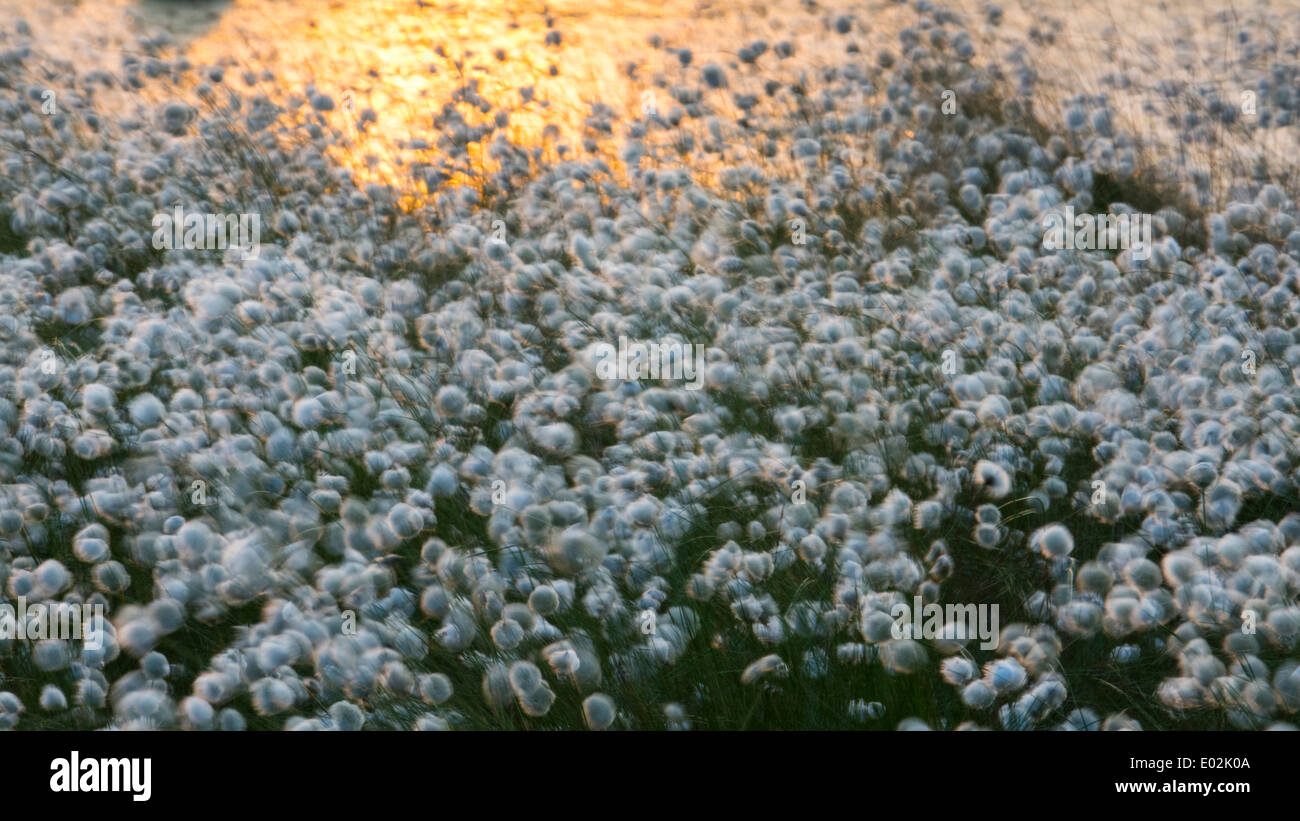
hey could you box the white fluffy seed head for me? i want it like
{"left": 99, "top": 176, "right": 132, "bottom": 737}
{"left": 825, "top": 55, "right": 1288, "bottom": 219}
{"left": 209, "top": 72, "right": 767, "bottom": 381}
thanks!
{"left": 1032, "top": 524, "right": 1074, "bottom": 558}
{"left": 529, "top": 585, "right": 559, "bottom": 615}
{"left": 419, "top": 673, "right": 453, "bottom": 705}
{"left": 40, "top": 684, "right": 67, "bottom": 712}
{"left": 973, "top": 460, "right": 1012, "bottom": 499}
{"left": 32, "top": 639, "right": 70, "bottom": 672}
{"left": 436, "top": 385, "right": 468, "bottom": 417}
{"left": 962, "top": 680, "right": 996, "bottom": 709}
{"left": 582, "top": 693, "right": 617, "bottom": 730}
{"left": 986, "top": 658, "right": 1028, "bottom": 693}
{"left": 329, "top": 701, "right": 365, "bottom": 731}
{"left": 508, "top": 661, "right": 543, "bottom": 696}
{"left": 180, "top": 696, "right": 215, "bottom": 730}
{"left": 519, "top": 683, "right": 556, "bottom": 717}
{"left": 82, "top": 383, "right": 115, "bottom": 414}
{"left": 491, "top": 618, "right": 525, "bottom": 650}
{"left": 941, "top": 656, "right": 978, "bottom": 686}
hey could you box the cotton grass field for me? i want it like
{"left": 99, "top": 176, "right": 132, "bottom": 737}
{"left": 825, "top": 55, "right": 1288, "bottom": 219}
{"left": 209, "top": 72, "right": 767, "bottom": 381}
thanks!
{"left": 1, "top": 0, "right": 1300, "bottom": 731}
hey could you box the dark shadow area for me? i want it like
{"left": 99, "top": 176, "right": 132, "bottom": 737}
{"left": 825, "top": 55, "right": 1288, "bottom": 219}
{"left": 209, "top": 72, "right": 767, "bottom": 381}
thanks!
{"left": 135, "top": 0, "right": 234, "bottom": 51}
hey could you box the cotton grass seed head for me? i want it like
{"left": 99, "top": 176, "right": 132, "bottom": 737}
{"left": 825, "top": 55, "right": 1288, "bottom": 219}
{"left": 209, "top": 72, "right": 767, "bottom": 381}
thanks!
{"left": 1031, "top": 524, "right": 1074, "bottom": 558}
{"left": 582, "top": 693, "right": 617, "bottom": 730}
